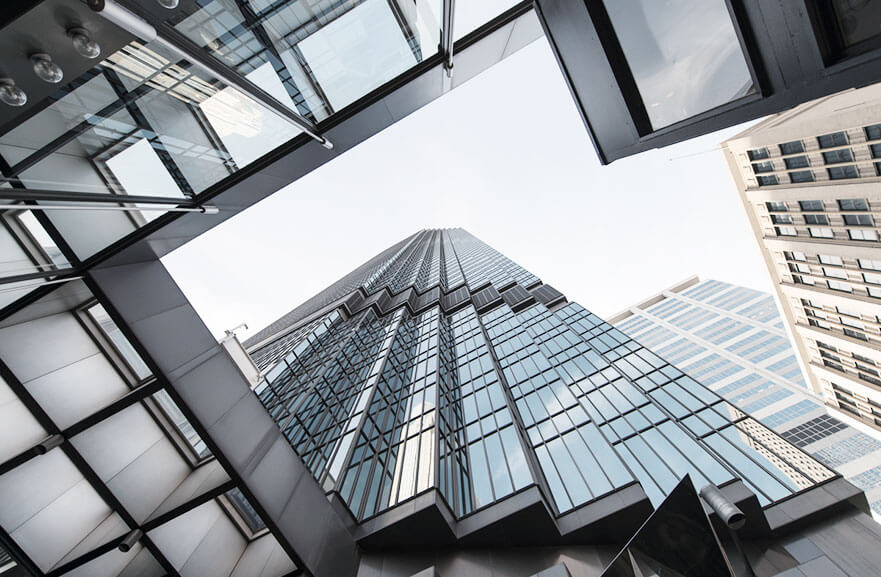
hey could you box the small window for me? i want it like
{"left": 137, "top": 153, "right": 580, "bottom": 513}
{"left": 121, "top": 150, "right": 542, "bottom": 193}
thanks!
{"left": 86, "top": 304, "right": 151, "bottom": 380}
{"left": 817, "top": 131, "right": 848, "bottom": 149}
{"left": 823, "top": 267, "right": 848, "bottom": 280}
{"left": 838, "top": 198, "right": 869, "bottom": 211}
{"left": 799, "top": 200, "right": 824, "bottom": 211}
{"left": 785, "top": 155, "right": 810, "bottom": 169}
{"left": 779, "top": 140, "right": 805, "bottom": 155}
{"left": 843, "top": 214, "right": 874, "bottom": 226}
{"left": 837, "top": 306, "right": 861, "bottom": 319}
{"left": 871, "top": 143, "right": 881, "bottom": 158}
{"left": 766, "top": 201, "right": 788, "bottom": 212}
{"left": 818, "top": 254, "right": 843, "bottom": 266}
{"left": 854, "top": 352, "right": 876, "bottom": 365}
{"left": 875, "top": 161, "right": 881, "bottom": 176}
{"left": 869, "top": 286, "right": 881, "bottom": 298}
{"left": 817, "top": 341, "right": 837, "bottom": 352}
{"left": 809, "top": 227, "right": 834, "bottom": 238}
{"left": 827, "top": 279, "right": 853, "bottom": 293}
{"left": 789, "top": 170, "right": 814, "bottom": 183}
{"left": 758, "top": 175, "right": 779, "bottom": 186}
{"left": 752, "top": 161, "right": 774, "bottom": 174}
{"left": 828, "top": 165, "right": 859, "bottom": 179}
{"left": 786, "top": 251, "right": 807, "bottom": 261}
{"left": 804, "top": 214, "right": 828, "bottom": 225}
{"left": 790, "top": 262, "right": 811, "bottom": 274}
{"left": 864, "top": 272, "right": 881, "bottom": 286}
{"left": 748, "top": 148, "right": 770, "bottom": 161}
{"left": 866, "top": 124, "right": 881, "bottom": 141}
{"left": 845, "top": 328, "right": 868, "bottom": 341}
{"left": 858, "top": 258, "right": 881, "bottom": 271}
{"left": 849, "top": 229, "right": 878, "bottom": 241}
{"left": 795, "top": 275, "right": 816, "bottom": 286}
{"left": 771, "top": 214, "right": 792, "bottom": 224}
{"left": 822, "top": 149, "right": 853, "bottom": 164}
{"left": 776, "top": 226, "right": 797, "bottom": 236}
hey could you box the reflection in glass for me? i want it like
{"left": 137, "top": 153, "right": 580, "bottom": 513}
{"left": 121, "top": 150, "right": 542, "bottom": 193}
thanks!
{"left": 603, "top": 0, "right": 754, "bottom": 129}
{"left": 826, "top": 0, "right": 881, "bottom": 49}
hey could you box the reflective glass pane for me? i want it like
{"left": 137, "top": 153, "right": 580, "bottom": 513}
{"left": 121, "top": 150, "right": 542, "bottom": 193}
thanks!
{"left": 604, "top": 0, "right": 754, "bottom": 129}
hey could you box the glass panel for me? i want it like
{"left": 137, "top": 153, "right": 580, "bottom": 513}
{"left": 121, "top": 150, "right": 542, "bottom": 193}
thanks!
{"left": 603, "top": 0, "right": 754, "bottom": 128}
{"left": 172, "top": 0, "right": 441, "bottom": 116}
{"left": 154, "top": 390, "right": 212, "bottom": 460}
{"left": 225, "top": 487, "right": 267, "bottom": 534}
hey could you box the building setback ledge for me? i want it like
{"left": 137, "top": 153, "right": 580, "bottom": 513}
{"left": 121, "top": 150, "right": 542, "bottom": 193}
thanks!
{"left": 349, "top": 483, "right": 653, "bottom": 550}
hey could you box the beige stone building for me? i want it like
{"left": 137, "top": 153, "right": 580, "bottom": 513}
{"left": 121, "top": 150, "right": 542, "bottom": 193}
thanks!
{"left": 723, "top": 85, "right": 881, "bottom": 435}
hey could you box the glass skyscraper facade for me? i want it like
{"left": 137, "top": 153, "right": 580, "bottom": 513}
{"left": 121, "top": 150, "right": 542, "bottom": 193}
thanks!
{"left": 611, "top": 277, "right": 881, "bottom": 516}
{"left": 248, "top": 230, "right": 845, "bottom": 526}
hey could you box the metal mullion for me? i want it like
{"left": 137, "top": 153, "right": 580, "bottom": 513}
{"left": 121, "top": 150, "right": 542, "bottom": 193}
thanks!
{"left": 0, "top": 524, "right": 43, "bottom": 577}
{"left": 186, "top": 103, "right": 239, "bottom": 175}
{"left": 441, "top": 0, "right": 455, "bottom": 73}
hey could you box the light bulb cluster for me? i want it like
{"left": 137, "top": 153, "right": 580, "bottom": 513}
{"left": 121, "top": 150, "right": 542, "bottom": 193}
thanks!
{"left": 1, "top": 27, "right": 102, "bottom": 108}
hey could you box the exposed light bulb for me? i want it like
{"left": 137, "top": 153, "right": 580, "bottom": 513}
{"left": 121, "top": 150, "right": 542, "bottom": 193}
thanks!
{"left": 30, "top": 54, "right": 63, "bottom": 84}
{"left": 68, "top": 27, "right": 101, "bottom": 59}
{"left": 0, "top": 78, "right": 27, "bottom": 107}
{"left": 157, "top": 0, "right": 179, "bottom": 8}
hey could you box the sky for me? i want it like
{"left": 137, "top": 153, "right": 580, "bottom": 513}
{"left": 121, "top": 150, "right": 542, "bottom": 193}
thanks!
{"left": 162, "top": 37, "right": 771, "bottom": 342}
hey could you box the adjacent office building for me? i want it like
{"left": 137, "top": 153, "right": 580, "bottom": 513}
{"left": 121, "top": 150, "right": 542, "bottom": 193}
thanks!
{"left": 241, "top": 228, "right": 881, "bottom": 576}
{"left": 723, "top": 85, "right": 881, "bottom": 439}
{"left": 610, "top": 277, "right": 881, "bottom": 516}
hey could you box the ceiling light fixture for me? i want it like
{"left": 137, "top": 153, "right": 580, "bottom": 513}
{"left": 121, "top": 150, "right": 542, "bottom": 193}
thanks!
{"left": 68, "top": 27, "right": 102, "bottom": 59}
{"left": 30, "top": 53, "right": 64, "bottom": 83}
{"left": 157, "top": 0, "right": 179, "bottom": 9}
{"left": 0, "top": 78, "right": 27, "bottom": 107}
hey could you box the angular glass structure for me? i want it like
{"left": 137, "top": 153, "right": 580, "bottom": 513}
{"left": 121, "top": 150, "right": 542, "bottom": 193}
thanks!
{"left": 248, "top": 229, "right": 839, "bottom": 527}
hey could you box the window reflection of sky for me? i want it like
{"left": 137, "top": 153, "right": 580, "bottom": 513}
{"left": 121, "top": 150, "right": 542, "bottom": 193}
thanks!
{"left": 605, "top": 0, "right": 753, "bottom": 129}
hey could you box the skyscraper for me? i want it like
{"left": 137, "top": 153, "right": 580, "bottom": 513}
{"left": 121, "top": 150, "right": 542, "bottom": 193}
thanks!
{"left": 243, "top": 228, "right": 881, "bottom": 576}
{"left": 610, "top": 276, "right": 881, "bottom": 516}
{"left": 722, "top": 84, "right": 881, "bottom": 437}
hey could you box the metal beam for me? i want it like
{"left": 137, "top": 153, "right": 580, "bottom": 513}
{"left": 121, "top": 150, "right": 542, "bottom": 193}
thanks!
{"left": 0, "top": 187, "right": 202, "bottom": 206}
{"left": 442, "top": 0, "right": 456, "bottom": 74}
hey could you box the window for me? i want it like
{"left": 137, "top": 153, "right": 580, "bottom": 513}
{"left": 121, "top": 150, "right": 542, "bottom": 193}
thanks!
{"left": 748, "top": 148, "right": 770, "bottom": 161}
{"left": 823, "top": 267, "right": 847, "bottom": 280}
{"left": 776, "top": 226, "right": 797, "bottom": 236}
{"left": 828, "top": 165, "right": 859, "bottom": 179}
{"left": 844, "top": 328, "right": 867, "bottom": 341}
{"left": 758, "top": 175, "right": 779, "bottom": 186}
{"left": 854, "top": 352, "right": 875, "bottom": 365}
{"left": 86, "top": 304, "right": 151, "bottom": 380}
{"left": 822, "top": 149, "right": 853, "bottom": 164}
{"left": 818, "top": 254, "right": 843, "bottom": 266}
{"left": 876, "top": 161, "right": 881, "bottom": 176}
{"left": 869, "top": 286, "right": 881, "bottom": 298}
{"left": 602, "top": 0, "right": 754, "bottom": 129}
{"left": 752, "top": 161, "right": 774, "bottom": 174}
{"left": 799, "top": 200, "right": 824, "bottom": 211}
{"left": 867, "top": 124, "right": 881, "bottom": 141}
{"left": 789, "top": 170, "right": 814, "bottom": 183}
{"left": 817, "top": 341, "right": 837, "bottom": 352}
{"left": 809, "top": 227, "right": 834, "bottom": 238}
{"left": 766, "top": 201, "right": 788, "bottom": 212}
{"left": 804, "top": 214, "right": 829, "bottom": 225}
{"left": 828, "top": 279, "right": 853, "bottom": 292}
{"left": 839, "top": 198, "right": 869, "bottom": 211}
{"left": 779, "top": 140, "right": 805, "bottom": 155}
{"left": 818, "top": 131, "right": 848, "bottom": 148}
{"left": 794, "top": 275, "right": 816, "bottom": 286}
{"left": 789, "top": 263, "right": 811, "bottom": 274}
{"left": 871, "top": 143, "right": 881, "bottom": 158}
{"left": 771, "top": 214, "right": 792, "bottom": 224}
{"left": 837, "top": 306, "right": 861, "bottom": 318}
{"left": 859, "top": 259, "right": 881, "bottom": 271}
{"left": 849, "top": 229, "right": 878, "bottom": 241}
{"left": 864, "top": 272, "right": 881, "bottom": 286}
{"left": 786, "top": 251, "right": 807, "bottom": 261}
{"left": 844, "top": 214, "right": 874, "bottom": 226}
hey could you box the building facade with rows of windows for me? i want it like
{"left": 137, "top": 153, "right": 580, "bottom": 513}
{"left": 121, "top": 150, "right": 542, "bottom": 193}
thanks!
{"left": 723, "top": 85, "right": 881, "bottom": 439}
{"left": 239, "top": 229, "right": 881, "bottom": 576}
{"left": 610, "top": 277, "right": 881, "bottom": 516}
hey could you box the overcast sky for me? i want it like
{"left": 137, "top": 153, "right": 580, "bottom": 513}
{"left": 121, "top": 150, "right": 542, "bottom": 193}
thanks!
{"left": 162, "top": 37, "right": 769, "bottom": 341}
